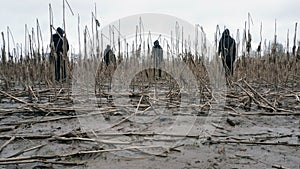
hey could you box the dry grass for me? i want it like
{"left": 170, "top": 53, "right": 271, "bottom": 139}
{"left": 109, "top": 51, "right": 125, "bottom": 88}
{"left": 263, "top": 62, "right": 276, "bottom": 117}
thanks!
{"left": 0, "top": 34, "right": 299, "bottom": 94}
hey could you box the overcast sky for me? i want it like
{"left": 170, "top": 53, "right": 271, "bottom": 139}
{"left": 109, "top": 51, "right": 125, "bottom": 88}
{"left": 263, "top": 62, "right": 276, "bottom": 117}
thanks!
{"left": 0, "top": 0, "right": 299, "bottom": 54}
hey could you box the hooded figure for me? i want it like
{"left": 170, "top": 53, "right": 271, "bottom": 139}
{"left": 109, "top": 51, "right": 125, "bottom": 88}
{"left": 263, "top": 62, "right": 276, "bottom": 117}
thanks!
{"left": 151, "top": 40, "right": 163, "bottom": 78}
{"left": 104, "top": 45, "right": 116, "bottom": 67}
{"left": 218, "top": 29, "right": 236, "bottom": 76}
{"left": 51, "top": 27, "right": 69, "bottom": 82}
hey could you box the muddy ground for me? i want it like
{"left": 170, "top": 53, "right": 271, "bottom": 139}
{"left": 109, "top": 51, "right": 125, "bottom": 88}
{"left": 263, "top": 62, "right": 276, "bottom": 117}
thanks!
{"left": 0, "top": 81, "right": 299, "bottom": 169}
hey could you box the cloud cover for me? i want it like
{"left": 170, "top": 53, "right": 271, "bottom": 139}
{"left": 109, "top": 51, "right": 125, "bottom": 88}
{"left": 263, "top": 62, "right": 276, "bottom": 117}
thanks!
{"left": 0, "top": 0, "right": 299, "bottom": 53}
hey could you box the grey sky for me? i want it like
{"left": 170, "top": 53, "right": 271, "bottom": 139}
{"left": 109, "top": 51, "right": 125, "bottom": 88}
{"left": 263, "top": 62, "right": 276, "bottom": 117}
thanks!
{"left": 0, "top": 0, "right": 299, "bottom": 54}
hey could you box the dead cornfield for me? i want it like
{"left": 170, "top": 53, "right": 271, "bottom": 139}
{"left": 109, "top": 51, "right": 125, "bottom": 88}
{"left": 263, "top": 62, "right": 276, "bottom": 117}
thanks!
{"left": 0, "top": 46, "right": 299, "bottom": 168}
{"left": 0, "top": 7, "right": 299, "bottom": 168}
